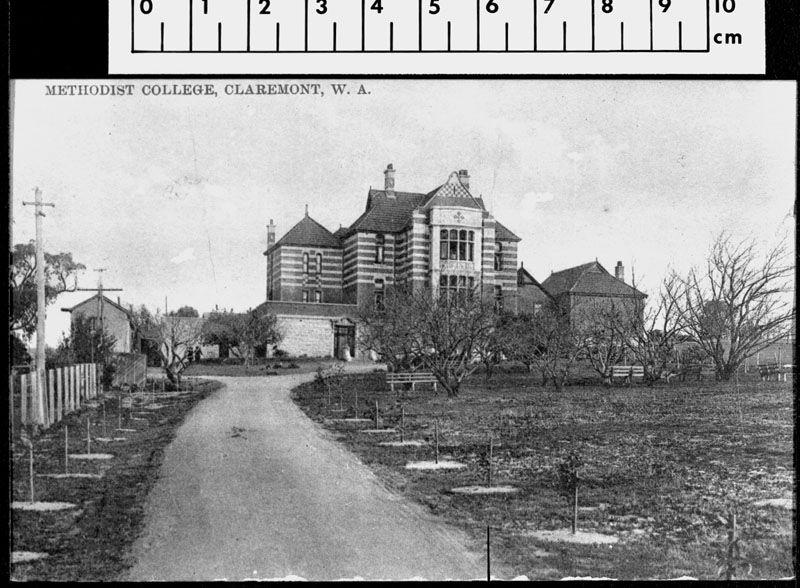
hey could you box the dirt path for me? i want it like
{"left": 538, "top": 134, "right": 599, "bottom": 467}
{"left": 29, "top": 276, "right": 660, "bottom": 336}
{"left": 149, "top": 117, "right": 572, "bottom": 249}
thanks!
{"left": 123, "top": 366, "right": 489, "bottom": 581}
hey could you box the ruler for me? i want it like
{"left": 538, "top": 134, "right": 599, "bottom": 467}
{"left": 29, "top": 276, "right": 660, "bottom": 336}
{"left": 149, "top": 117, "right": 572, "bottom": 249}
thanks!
{"left": 109, "top": 0, "right": 766, "bottom": 74}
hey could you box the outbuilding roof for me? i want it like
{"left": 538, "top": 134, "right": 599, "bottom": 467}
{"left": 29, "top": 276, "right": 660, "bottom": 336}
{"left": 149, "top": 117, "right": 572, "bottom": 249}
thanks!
{"left": 541, "top": 261, "right": 646, "bottom": 298}
{"left": 61, "top": 293, "right": 133, "bottom": 317}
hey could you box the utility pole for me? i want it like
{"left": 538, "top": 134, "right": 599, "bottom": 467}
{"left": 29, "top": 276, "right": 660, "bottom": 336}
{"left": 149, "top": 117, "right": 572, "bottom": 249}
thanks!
{"left": 21, "top": 188, "right": 55, "bottom": 427}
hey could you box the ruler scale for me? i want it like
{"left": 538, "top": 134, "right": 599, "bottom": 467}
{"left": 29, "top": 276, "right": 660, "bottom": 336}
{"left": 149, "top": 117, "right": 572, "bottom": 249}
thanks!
{"left": 109, "top": 0, "right": 766, "bottom": 74}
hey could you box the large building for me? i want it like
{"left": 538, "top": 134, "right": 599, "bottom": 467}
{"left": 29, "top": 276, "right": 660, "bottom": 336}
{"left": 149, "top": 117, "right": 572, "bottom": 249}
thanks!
{"left": 260, "top": 165, "right": 521, "bottom": 358}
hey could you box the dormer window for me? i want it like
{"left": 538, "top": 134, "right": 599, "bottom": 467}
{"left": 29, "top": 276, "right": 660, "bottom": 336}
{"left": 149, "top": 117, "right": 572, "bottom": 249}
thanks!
{"left": 315, "top": 253, "right": 322, "bottom": 274}
{"left": 375, "top": 234, "right": 385, "bottom": 264}
{"left": 494, "top": 243, "right": 503, "bottom": 271}
{"left": 303, "top": 253, "right": 310, "bottom": 274}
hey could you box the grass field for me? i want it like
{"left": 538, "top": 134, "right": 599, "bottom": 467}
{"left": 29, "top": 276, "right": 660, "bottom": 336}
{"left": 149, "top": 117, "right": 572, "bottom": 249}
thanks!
{"left": 291, "top": 368, "right": 795, "bottom": 580}
{"left": 10, "top": 379, "right": 223, "bottom": 581}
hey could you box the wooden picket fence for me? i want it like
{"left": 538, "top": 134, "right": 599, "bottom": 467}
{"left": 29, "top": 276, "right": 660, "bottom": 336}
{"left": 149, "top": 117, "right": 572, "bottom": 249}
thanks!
{"left": 12, "top": 363, "right": 98, "bottom": 430}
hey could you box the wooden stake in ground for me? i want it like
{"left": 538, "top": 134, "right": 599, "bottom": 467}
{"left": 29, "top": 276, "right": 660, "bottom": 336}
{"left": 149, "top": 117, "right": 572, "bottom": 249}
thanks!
{"left": 487, "top": 436, "right": 493, "bottom": 487}
{"left": 118, "top": 391, "right": 122, "bottom": 430}
{"left": 102, "top": 401, "right": 107, "bottom": 437}
{"left": 354, "top": 388, "right": 359, "bottom": 419}
{"left": 86, "top": 418, "right": 92, "bottom": 455}
{"left": 21, "top": 429, "right": 35, "bottom": 502}
{"left": 374, "top": 400, "right": 379, "bottom": 430}
{"left": 486, "top": 526, "right": 491, "bottom": 581}
{"left": 434, "top": 418, "right": 440, "bottom": 464}
{"left": 64, "top": 425, "right": 69, "bottom": 474}
{"left": 572, "top": 485, "right": 578, "bottom": 534}
{"left": 400, "top": 405, "right": 405, "bottom": 443}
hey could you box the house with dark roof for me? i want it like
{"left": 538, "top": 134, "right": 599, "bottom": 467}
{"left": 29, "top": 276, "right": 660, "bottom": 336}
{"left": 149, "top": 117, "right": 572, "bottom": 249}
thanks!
{"left": 260, "top": 164, "right": 521, "bottom": 358}
{"left": 61, "top": 293, "right": 135, "bottom": 353}
{"left": 538, "top": 260, "right": 646, "bottom": 328}
{"left": 517, "top": 263, "right": 554, "bottom": 315}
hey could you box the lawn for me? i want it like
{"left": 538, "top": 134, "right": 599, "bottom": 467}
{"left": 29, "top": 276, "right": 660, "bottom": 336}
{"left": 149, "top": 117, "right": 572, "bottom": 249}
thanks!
{"left": 10, "top": 378, "right": 223, "bottom": 581}
{"left": 291, "top": 368, "right": 795, "bottom": 580}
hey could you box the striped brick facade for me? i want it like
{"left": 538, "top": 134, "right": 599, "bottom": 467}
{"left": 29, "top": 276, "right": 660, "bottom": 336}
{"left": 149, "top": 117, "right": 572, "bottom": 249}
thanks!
{"left": 261, "top": 166, "right": 522, "bottom": 358}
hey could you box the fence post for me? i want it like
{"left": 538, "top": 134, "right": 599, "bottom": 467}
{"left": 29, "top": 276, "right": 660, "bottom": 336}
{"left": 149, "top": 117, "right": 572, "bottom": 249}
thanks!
{"left": 20, "top": 374, "right": 28, "bottom": 426}
{"left": 48, "top": 369, "right": 56, "bottom": 427}
{"left": 73, "top": 366, "right": 79, "bottom": 410}
{"left": 10, "top": 374, "right": 15, "bottom": 440}
{"left": 57, "top": 368, "right": 64, "bottom": 422}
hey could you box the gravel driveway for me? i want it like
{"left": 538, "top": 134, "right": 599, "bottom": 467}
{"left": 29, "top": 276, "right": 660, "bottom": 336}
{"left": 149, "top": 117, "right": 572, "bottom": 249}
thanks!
{"left": 123, "top": 367, "right": 488, "bottom": 580}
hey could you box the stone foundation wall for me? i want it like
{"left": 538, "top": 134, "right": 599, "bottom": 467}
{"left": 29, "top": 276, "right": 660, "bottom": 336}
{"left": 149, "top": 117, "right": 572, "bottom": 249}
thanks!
{"left": 275, "top": 315, "right": 335, "bottom": 358}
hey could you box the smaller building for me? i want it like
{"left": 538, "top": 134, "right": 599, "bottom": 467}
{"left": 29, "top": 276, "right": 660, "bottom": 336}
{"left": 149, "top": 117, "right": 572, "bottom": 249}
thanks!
{"left": 61, "top": 293, "right": 134, "bottom": 354}
{"left": 516, "top": 263, "right": 553, "bottom": 315}
{"left": 539, "top": 260, "right": 646, "bottom": 328}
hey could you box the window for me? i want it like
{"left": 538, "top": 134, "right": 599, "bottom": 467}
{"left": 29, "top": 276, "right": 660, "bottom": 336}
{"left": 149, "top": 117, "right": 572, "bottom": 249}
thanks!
{"left": 494, "top": 243, "right": 503, "bottom": 271}
{"left": 440, "top": 229, "right": 475, "bottom": 261}
{"left": 302, "top": 290, "right": 309, "bottom": 303}
{"left": 374, "top": 279, "right": 385, "bottom": 310}
{"left": 315, "top": 253, "right": 322, "bottom": 274}
{"left": 375, "top": 234, "right": 385, "bottom": 264}
{"left": 314, "top": 290, "right": 322, "bottom": 303}
{"left": 494, "top": 285, "right": 503, "bottom": 312}
{"left": 303, "top": 253, "right": 309, "bottom": 274}
{"left": 440, "top": 274, "right": 475, "bottom": 299}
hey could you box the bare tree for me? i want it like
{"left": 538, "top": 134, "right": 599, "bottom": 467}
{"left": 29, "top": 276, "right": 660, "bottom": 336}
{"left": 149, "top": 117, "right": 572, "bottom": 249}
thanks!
{"left": 507, "top": 304, "right": 582, "bottom": 391}
{"left": 671, "top": 232, "right": 795, "bottom": 381}
{"left": 576, "top": 299, "right": 631, "bottom": 385}
{"left": 624, "top": 273, "right": 685, "bottom": 384}
{"left": 360, "top": 286, "right": 498, "bottom": 397}
{"left": 155, "top": 314, "right": 204, "bottom": 385}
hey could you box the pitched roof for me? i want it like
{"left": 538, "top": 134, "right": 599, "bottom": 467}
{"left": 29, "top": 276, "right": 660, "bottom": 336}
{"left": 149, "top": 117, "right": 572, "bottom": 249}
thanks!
{"left": 495, "top": 220, "right": 521, "bottom": 242}
{"left": 266, "top": 214, "right": 341, "bottom": 254}
{"left": 61, "top": 293, "right": 133, "bottom": 317}
{"left": 517, "top": 266, "right": 553, "bottom": 303}
{"left": 346, "top": 189, "right": 429, "bottom": 235}
{"left": 541, "top": 261, "right": 646, "bottom": 298}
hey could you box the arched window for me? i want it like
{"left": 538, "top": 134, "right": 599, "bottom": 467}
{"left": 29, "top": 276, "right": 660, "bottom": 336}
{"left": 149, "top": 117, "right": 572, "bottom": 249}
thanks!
{"left": 375, "top": 234, "right": 385, "bottom": 264}
{"left": 303, "top": 253, "right": 309, "bottom": 274}
{"left": 494, "top": 243, "right": 503, "bottom": 271}
{"left": 315, "top": 253, "right": 322, "bottom": 274}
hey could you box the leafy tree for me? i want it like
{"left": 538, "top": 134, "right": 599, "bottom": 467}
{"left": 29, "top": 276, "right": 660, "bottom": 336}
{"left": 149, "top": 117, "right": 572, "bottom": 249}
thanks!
{"left": 670, "top": 232, "right": 795, "bottom": 380}
{"left": 169, "top": 306, "right": 200, "bottom": 317}
{"left": 48, "top": 315, "right": 117, "bottom": 368}
{"left": 202, "top": 309, "right": 282, "bottom": 366}
{"left": 10, "top": 242, "right": 85, "bottom": 339}
{"left": 11, "top": 333, "right": 32, "bottom": 366}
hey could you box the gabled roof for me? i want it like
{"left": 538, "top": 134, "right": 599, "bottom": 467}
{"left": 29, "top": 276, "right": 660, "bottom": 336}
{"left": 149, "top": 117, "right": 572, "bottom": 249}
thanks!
{"left": 517, "top": 265, "right": 553, "bottom": 303}
{"left": 265, "top": 214, "right": 341, "bottom": 254}
{"left": 495, "top": 220, "right": 521, "bottom": 242}
{"left": 541, "top": 261, "right": 646, "bottom": 298}
{"left": 61, "top": 293, "right": 133, "bottom": 317}
{"left": 422, "top": 172, "right": 486, "bottom": 211}
{"left": 345, "top": 189, "right": 429, "bottom": 235}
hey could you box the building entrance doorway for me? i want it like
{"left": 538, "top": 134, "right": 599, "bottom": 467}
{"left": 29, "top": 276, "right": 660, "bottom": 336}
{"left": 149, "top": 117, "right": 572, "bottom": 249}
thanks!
{"left": 333, "top": 324, "right": 356, "bottom": 359}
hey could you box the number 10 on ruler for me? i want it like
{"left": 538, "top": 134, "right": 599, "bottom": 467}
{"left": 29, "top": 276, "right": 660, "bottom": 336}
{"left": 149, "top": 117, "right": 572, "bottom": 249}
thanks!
{"left": 132, "top": 0, "right": 719, "bottom": 53}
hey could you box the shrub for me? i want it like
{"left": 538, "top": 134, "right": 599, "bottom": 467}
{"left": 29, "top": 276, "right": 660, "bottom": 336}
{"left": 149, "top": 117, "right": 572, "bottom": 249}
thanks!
{"left": 273, "top": 348, "right": 288, "bottom": 358}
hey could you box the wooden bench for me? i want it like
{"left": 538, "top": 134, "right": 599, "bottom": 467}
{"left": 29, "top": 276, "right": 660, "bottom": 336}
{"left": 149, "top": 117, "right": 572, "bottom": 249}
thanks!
{"left": 676, "top": 364, "right": 716, "bottom": 382}
{"left": 758, "top": 363, "right": 791, "bottom": 382}
{"left": 386, "top": 371, "right": 438, "bottom": 393}
{"left": 610, "top": 365, "right": 645, "bottom": 385}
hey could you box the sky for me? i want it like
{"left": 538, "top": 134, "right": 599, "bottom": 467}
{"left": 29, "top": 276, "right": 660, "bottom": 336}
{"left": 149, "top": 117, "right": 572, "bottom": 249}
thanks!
{"left": 10, "top": 80, "right": 796, "bottom": 347}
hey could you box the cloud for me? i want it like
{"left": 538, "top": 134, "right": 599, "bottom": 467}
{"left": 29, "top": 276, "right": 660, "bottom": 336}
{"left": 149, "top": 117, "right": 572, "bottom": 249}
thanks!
{"left": 170, "top": 247, "right": 195, "bottom": 265}
{"left": 522, "top": 191, "right": 555, "bottom": 205}
{"left": 566, "top": 152, "right": 585, "bottom": 162}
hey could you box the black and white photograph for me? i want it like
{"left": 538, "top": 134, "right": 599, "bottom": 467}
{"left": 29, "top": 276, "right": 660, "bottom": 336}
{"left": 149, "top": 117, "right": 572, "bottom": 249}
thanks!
{"left": 8, "top": 78, "right": 796, "bottom": 581}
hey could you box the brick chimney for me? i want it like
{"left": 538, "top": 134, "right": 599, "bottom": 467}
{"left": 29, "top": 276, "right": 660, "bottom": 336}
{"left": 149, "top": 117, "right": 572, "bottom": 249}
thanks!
{"left": 457, "top": 169, "right": 470, "bottom": 191}
{"left": 384, "top": 163, "right": 396, "bottom": 198}
{"left": 615, "top": 261, "right": 624, "bottom": 282}
{"left": 267, "top": 219, "right": 276, "bottom": 248}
